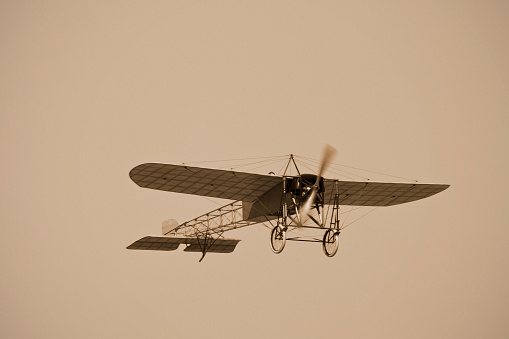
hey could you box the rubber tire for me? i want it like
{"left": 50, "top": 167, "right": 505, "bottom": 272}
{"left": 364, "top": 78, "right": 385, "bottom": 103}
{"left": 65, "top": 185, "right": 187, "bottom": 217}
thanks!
{"left": 270, "top": 225, "right": 286, "bottom": 254}
{"left": 322, "top": 229, "right": 339, "bottom": 257}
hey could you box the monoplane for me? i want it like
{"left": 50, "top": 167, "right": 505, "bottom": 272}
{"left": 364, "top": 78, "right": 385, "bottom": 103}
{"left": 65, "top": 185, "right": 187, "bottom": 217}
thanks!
{"left": 127, "top": 146, "right": 449, "bottom": 261}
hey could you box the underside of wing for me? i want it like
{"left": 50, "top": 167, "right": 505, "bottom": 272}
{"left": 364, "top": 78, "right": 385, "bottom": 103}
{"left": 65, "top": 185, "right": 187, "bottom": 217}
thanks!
{"left": 323, "top": 180, "right": 450, "bottom": 206}
{"left": 127, "top": 236, "right": 240, "bottom": 253}
{"left": 129, "top": 163, "right": 282, "bottom": 202}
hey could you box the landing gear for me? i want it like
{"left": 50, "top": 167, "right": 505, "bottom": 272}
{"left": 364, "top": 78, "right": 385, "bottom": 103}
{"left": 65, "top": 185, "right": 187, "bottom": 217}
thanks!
{"left": 322, "top": 229, "right": 340, "bottom": 257}
{"left": 270, "top": 225, "right": 286, "bottom": 254}
{"left": 270, "top": 171, "right": 343, "bottom": 257}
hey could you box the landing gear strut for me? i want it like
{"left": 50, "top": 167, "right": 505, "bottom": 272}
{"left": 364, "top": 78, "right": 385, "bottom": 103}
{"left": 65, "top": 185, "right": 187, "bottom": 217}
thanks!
{"left": 269, "top": 156, "right": 342, "bottom": 257}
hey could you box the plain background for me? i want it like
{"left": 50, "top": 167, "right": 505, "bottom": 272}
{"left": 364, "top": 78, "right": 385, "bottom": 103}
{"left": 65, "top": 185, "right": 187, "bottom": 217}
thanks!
{"left": 1, "top": 1, "right": 508, "bottom": 338}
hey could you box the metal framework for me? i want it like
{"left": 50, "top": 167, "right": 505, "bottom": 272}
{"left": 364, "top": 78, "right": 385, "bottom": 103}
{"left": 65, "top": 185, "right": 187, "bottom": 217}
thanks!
{"left": 127, "top": 151, "right": 450, "bottom": 261}
{"left": 165, "top": 154, "right": 344, "bottom": 258}
{"left": 272, "top": 177, "right": 342, "bottom": 256}
{"left": 268, "top": 155, "right": 342, "bottom": 256}
{"left": 166, "top": 200, "right": 259, "bottom": 238}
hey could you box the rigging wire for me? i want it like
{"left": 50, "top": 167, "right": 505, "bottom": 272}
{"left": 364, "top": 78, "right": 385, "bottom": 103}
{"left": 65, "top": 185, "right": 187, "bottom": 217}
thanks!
{"left": 202, "top": 196, "right": 228, "bottom": 207}
{"left": 231, "top": 172, "right": 276, "bottom": 229}
{"left": 228, "top": 157, "right": 284, "bottom": 170}
{"left": 294, "top": 155, "right": 370, "bottom": 181}
{"left": 174, "top": 153, "right": 395, "bottom": 240}
{"left": 294, "top": 155, "right": 368, "bottom": 180}
{"left": 341, "top": 183, "right": 368, "bottom": 227}
{"left": 340, "top": 207, "right": 379, "bottom": 230}
{"left": 339, "top": 206, "right": 364, "bottom": 215}
{"left": 276, "top": 160, "right": 290, "bottom": 176}
{"left": 258, "top": 222, "right": 272, "bottom": 230}
{"left": 292, "top": 158, "right": 318, "bottom": 174}
{"left": 325, "top": 166, "right": 370, "bottom": 181}
{"left": 294, "top": 156, "right": 366, "bottom": 181}
{"left": 182, "top": 155, "right": 288, "bottom": 166}
{"left": 295, "top": 155, "right": 419, "bottom": 182}
{"left": 231, "top": 157, "right": 287, "bottom": 172}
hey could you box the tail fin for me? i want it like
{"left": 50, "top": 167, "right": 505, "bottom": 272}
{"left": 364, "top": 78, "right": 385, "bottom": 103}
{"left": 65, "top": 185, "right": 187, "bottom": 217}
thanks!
{"left": 162, "top": 219, "right": 179, "bottom": 235}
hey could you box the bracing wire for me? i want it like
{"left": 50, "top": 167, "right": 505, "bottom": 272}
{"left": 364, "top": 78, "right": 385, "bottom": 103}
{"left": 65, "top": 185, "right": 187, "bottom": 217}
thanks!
{"left": 341, "top": 183, "right": 368, "bottom": 227}
{"left": 231, "top": 157, "right": 287, "bottom": 172}
{"left": 182, "top": 155, "right": 288, "bottom": 166}
{"left": 276, "top": 160, "right": 289, "bottom": 176}
{"left": 202, "top": 196, "right": 228, "bottom": 207}
{"left": 295, "top": 155, "right": 418, "bottom": 182}
{"left": 294, "top": 157, "right": 366, "bottom": 181}
{"left": 294, "top": 155, "right": 370, "bottom": 180}
{"left": 231, "top": 172, "right": 276, "bottom": 229}
{"left": 176, "top": 153, "right": 395, "bottom": 237}
{"left": 291, "top": 158, "right": 318, "bottom": 175}
{"left": 339, "top": 206, "right": 364, "bottom": 215}
{"left": 340, "top": 207, "right": 379, "bottom": 230}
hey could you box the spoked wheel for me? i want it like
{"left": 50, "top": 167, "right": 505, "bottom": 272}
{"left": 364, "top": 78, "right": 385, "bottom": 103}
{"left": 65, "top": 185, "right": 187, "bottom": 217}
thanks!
{"left": 270, "top": 225, "right": 286, "bottom": 254}
{"left": 322, "top": 229, "right": 340, "bottom": 257}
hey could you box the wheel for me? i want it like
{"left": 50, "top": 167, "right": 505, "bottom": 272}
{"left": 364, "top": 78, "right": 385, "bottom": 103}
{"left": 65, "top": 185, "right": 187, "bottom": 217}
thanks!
{"left": 322, "top": 229, "right": 339, "bottom": 257}
{"left": 270, "top": 225, "right": 286, "bottom": 254}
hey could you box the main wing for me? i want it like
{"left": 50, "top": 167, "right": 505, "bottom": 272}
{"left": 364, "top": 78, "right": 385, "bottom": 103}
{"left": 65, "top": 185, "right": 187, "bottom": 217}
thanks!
{"left": 323, "top": 180, "right": 449, "bottom": 206}
{"left": 129, "top": 163, "right": 282, "bottom": 202}
{"left": 130, "top": 163, "right": 449, "bottom": 208}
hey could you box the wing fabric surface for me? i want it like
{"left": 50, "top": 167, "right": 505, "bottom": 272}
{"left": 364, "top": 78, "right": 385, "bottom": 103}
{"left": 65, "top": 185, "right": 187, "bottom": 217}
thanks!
{"left": 323, "top": 180, "right": 449, "bottom": 206}
{"left": 130, "top": 163, "right": 449, "bottom": 207}
{"left": 127, "top": 236, "right": 240, "bottom": 253}
{"left": 129, "top": 163, "right": 282, "bottom": 202}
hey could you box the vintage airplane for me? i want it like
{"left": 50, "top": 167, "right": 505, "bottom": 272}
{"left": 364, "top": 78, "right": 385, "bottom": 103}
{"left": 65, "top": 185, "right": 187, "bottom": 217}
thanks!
{"left": 127, "top": 146, "right": 449, "bottom": 261}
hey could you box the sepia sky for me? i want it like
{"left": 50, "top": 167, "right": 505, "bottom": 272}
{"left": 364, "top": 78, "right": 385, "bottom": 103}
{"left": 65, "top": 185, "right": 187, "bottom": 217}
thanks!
{"left": 1, "top": 1, "right": 508, "bottom": 338}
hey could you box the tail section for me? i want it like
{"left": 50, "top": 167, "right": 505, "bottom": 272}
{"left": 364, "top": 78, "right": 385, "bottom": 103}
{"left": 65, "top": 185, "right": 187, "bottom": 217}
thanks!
{"left": 162, "top": 219, "right": 179, "bottom": 235}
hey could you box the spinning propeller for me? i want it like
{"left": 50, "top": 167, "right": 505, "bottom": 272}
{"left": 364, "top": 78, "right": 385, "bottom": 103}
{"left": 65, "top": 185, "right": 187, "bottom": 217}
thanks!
{"left": 298, "top": 145, "right": 337, "bottom": 226}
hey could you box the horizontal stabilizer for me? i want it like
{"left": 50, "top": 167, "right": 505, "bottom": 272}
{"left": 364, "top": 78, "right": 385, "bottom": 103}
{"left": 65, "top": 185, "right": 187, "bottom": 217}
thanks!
{"left": 127, "top": 236, "right": 182, "bottom": 251}
{"left": 127, "top": 236, "right": 240, "bottom": 254}
{"left": 183, "top": 239, "right": 239, "bottom": 253}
